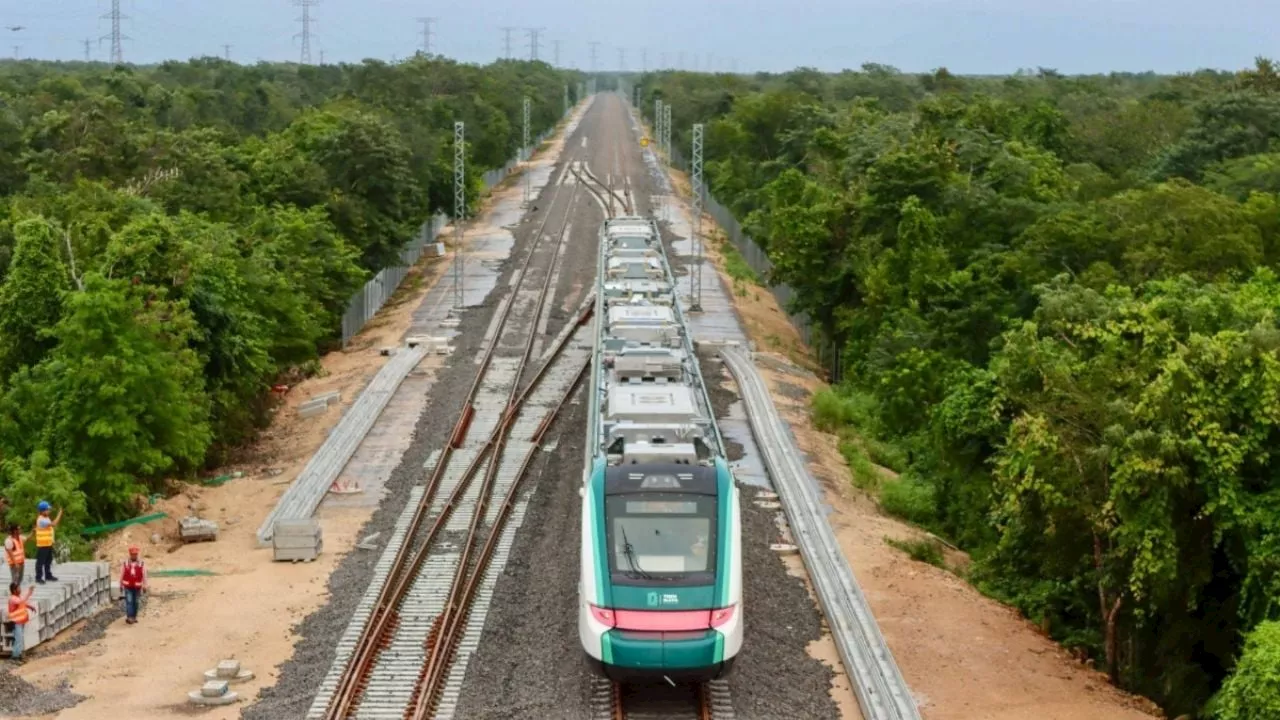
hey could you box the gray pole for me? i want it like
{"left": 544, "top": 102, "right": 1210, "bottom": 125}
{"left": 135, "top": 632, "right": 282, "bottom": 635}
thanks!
{"left": 690, "top": 123, "right": 704, "bottom": 311}
{"left": 662, "top": 104, "right": 672, "bottom": 162}
{"left": 453, "top": 121, "right": 466, "bottom": 309}
{"left": 522, "top": 97, "right": 532, "bottom": 205}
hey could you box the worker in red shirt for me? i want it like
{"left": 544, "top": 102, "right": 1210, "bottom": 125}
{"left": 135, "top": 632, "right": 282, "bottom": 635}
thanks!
{"left": 7, "top": 583, "right": 35, "bottom": 661}
{"left": 119, "top": 546, "right": 148, "bottom": 625}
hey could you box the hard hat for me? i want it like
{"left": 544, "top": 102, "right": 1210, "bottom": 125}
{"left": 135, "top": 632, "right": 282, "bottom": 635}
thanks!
{"left": 36, "top": 501, "right": 50, "bottom": 512}
{"left": 127, "top": 545, "right": 139, "bottom": 555}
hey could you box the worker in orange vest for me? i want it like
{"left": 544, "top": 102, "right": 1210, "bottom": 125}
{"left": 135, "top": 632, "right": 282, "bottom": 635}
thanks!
{"left": 7, "top": 583, "right": 35, "bottom": 661}
{"left": 4, "top": 525, "right": 25, "bottom": 586}
{"left": 119, "top": 546, "right": 148, "bottom": 624}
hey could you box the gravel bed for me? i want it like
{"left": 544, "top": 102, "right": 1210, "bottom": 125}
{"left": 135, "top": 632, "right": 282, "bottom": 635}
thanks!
{"left": 0, "top": 666, "right": 84, "bottom": 716}
{"left": 450, "top": 390, "right": 593, "bottom": 719}
{"left": 699, "top": 349, "right": 746, "bottom": 463}
{"left": 242, "top": 125, "right": 598, "bottom": 719}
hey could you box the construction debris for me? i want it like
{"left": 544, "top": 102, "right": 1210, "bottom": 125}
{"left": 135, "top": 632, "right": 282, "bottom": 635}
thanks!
{"left": 179, "top": 516, "right": 219, "bottom": 543}
{"left": 272, "top": 518, "right": 322, "bottom": 562}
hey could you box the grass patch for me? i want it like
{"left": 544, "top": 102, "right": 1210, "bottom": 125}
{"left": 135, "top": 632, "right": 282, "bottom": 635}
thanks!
{"left": 884, "top": 536, "right": 946, "bottom": 568}
{"left": 837, "top": 437, "right": 881, "bottom": 490}
{"left": 719, "top": 239, "right": 761, "bottom": 286}
{"left": 879, "top": 475, "right": 936, "bottom": 525}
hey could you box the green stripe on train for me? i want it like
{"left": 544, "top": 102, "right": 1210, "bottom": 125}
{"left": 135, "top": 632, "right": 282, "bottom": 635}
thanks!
{"left": 714, "top": 457, "right": 733, "bottom": 608}
{"left": 591, "top": 460, "right": 610, "bottom": 606}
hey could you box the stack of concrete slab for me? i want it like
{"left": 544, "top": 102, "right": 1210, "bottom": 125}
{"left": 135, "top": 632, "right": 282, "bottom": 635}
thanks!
{"left": 179, "top": 516, "right": 219, "bottom": 543}
{"left": 272, "top": 519, "right": 322, "bottom": 562}
{"left": 298, "top": 390, "right": 341, "bottom": 420}
{"left": 1, "top": 561, "right": 111, "bottom": 656}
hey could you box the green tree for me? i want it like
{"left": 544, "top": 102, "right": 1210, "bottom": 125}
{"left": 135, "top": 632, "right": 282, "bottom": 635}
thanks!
{"left": 0, "top": 216, "right": 69, "bottom": 381}
{"left": 2, "top": 275, "right": 211, "bottom": 516}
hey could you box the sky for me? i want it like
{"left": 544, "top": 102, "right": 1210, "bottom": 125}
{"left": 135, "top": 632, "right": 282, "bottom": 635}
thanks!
{"left": 0, "top": 0, "right": 1274, "bottom": 75}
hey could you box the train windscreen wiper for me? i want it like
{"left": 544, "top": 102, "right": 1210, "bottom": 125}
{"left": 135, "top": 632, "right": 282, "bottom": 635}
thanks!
{"left": 620, "top": 526, "right": 654, "bottom": 580}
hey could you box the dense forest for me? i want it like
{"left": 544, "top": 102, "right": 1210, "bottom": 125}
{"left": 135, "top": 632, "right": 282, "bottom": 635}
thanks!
{"left": 640, "top": 60, "right": 1280, "bottom": 718}
{"left": 0, "top": 56, "right": 575, "bottom": 547}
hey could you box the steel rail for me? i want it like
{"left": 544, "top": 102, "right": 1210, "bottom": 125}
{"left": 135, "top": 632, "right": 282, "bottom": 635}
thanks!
{"left": 409, "top": 358, "right": 590, "bottom": 718}
{"left": 719, "top": 347, "right": 920, "bottom": 720}
{"left": 597, "top": 680, "right": 732, "bottom": 720}
{"left": 321, "top": 149, "right": 582, "bottom": 720}
{"left": 572, "top": 164, "right": 613, "bottom": 218}
{"left": 407, "top": 180, "right": 583, "bottom": 717}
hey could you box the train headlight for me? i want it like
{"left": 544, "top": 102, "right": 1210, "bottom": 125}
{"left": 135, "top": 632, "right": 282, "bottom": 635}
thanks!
{"left": 709, "top": 605, "right": 737, "bottom": 628}
{"left": 589, "top": 604, "right": 617, "bottom": 628}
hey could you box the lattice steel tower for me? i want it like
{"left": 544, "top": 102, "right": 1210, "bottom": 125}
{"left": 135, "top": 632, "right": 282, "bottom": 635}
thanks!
{"left": 662, "top": 104, "right": 672, "bottom": 160}
{"left": 453, "top": 122, "right": 466, "bottom": 309}
{"left": 417, "top": 17, "right": 436, "bottom": 54}
{"left": 101, "top": 0, "right": 128, "bottom": 64}
{"left": 294, "top": 0, "right": 318, "bottom": 65}
{"left": 690, "top": 123, "right": 705, "bottom": 311}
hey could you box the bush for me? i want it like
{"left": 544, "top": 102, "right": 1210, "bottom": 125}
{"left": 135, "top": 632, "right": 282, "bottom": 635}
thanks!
{"left": 885, "top": 536, "right": 945, "bottom": 567}
{"left": 879, "top": 475, "right": 936, "bottom": 525}
{"left": 1214, "top": 621, "right": 1280, "bottom": 720}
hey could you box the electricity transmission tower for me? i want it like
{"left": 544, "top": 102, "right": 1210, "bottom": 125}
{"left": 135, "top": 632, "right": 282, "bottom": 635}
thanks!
{"left": 690, "top": 123, "right": 704, "bottom": 311}
{"left": 525, "top": 27, "right": 544, "bottom": 61}
{"left": 223, "top": 44, "right": 232, "bottom": 61}
{"left": 660, "top": 51, "right": 668, "bottom": 70}
{"left": 453, "top": 122, "right": 466, "bottom": 309}
{"left": 662, "top": 104, "right": 671, "bottom": 159}
{"left": 501, "top": 26, "right": 517, "bottom": 58}
{"left": 101, "top": 0, "right": 128, "bottom": 64}
{"left": 553, "top": 39, "right": 560, "bottom": 67}
{"left": 417, "top": 17, "right": 436, "bottom": 54}
{"left": 617, "top": 47, "right": 626, "bottom": 72}
{"left": 82, "top": 39, "right": 91, "bottom": 62}
{"left": 640, "top": 48, "right": 647, "bottom": 73}
{"left": 293, "top": 0, "right": 319, "bottom": 65}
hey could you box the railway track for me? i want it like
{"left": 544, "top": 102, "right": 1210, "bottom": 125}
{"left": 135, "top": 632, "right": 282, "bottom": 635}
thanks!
{"left": 310, "top": 150, "right": 595, "bottom": 720}
{"left": 589, "top": 677, "right": 735, "bottom": 720}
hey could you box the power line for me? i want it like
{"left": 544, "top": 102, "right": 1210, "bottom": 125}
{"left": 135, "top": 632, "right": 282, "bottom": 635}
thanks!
{"left": 416, "top": 17, "right": 436, "bottom": 54}
{"left": 525, "top": 27, "right": 544, "bottom": 61}
{"left": 500, "top": 26, "right": 517, "bottom": 59}
{"left": 100, "top": 0, "right": 128, "bottom": 64}
{"left": 293, "top": 0, "right": 318, "bottom": 65}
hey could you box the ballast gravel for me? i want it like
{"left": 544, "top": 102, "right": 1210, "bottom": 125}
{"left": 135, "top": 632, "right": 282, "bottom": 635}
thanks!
{"left": 449, "top": 355, "right": 842, "bottom": 719}
{"left": 242, "top": 145, "right": 599, "bottom": 720}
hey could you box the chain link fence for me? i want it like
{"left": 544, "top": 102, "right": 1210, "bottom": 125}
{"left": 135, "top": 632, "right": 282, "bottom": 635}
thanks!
{"left": 340, "top": 213, "right": 449, "bottom": 346}
{"left": 668, "top": 145, "right": 842, "bottom": 381}
{"left": 340, "top": 127, "right": 559, "bottom": 347}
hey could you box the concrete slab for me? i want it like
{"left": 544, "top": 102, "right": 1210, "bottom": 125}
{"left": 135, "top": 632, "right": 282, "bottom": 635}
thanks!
{"left": 1, "top": 562, "right": 111, "bottom": 655}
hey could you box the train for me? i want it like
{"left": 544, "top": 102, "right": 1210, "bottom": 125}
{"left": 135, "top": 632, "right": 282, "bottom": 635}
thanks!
{"left": 578, "top": 215, "right": 743, "bottom": 683}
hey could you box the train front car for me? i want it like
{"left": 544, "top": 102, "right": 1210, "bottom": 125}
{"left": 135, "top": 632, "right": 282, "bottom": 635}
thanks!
{"left": 579, "top": 216, "right": 743, "bottom": 683}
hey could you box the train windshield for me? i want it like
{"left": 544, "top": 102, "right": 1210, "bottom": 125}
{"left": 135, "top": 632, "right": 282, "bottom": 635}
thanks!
{"left": 605, "top": 492, "right": 717, "bottom": 584}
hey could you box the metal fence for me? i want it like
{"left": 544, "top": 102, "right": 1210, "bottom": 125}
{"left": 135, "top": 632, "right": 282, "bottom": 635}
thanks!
{"left": 339, "top": 126, "right": 560, "bottom": 346}
{"left": 668, "top": 145, "right": 842, "bottom": 381}
{"left": 340, "top": 213, "right": 449, "bottom": 345}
